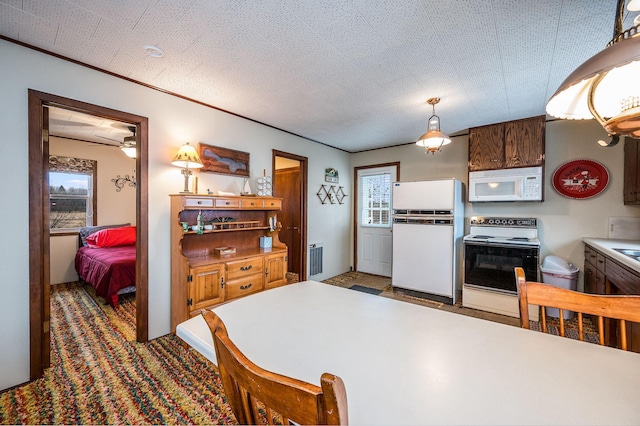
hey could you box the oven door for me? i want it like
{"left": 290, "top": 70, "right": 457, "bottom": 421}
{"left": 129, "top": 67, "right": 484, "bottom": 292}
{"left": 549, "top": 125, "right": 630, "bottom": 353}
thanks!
{"left": 464, "top": 242, "right": 539, "bottom": 293}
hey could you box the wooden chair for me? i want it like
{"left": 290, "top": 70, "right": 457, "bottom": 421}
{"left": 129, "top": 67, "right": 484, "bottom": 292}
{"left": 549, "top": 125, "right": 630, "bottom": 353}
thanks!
{"left": 515, "top": 267, "right": 640, "bottom": 350}
{"left": 201, "top": 310, "right": 349, "bottom": 425}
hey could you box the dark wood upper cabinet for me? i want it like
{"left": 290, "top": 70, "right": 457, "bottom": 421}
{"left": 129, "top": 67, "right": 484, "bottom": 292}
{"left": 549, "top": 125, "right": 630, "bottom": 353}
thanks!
{"left": 469, "top": 116, "right": 545, "bottom": 172}
{"left": 469, "top": 123, "right": 505, "bottom": 170}
{"left": 624, "top": 138, "right": 640, "bottom": 205}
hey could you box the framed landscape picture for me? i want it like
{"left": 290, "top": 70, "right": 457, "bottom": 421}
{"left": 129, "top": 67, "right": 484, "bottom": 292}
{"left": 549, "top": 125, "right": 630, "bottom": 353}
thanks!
{"left": 198, "top": 143, "right": 250, "bottom": 177}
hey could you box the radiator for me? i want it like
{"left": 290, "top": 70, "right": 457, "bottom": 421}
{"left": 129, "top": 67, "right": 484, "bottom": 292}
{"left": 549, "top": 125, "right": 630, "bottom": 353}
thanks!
{"left": 309, "top": 243, "right": 323, "bottom": 276}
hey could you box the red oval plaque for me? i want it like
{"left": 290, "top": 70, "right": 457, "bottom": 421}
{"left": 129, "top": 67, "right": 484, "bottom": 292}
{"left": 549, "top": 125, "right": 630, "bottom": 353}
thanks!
{"left": 552, "top": 159, "right": 609, "bottom": 199}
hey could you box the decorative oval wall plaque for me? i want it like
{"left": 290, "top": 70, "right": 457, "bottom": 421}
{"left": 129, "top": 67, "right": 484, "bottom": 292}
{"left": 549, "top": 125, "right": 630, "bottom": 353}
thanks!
{"left": 552, "top": 159, "right": 609, "bottom": 199}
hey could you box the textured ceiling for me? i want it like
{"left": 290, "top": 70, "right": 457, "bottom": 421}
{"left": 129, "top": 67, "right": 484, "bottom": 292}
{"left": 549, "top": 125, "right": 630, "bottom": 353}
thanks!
{"left": 2, "top": 0, "right": 638, "bottom": 152}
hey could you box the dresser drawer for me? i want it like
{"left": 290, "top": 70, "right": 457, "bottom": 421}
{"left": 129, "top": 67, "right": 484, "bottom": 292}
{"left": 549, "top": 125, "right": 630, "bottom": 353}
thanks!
{"left": 226, "top": 257, "right": 264, "bottom": 280}
{"left": 606, "top": 258, "right": 640, "bottom": 294}
{"left": 241, "top": 198, "right": 263, "bottom": 208}
{"left": 215, "top": 198, "right": 240, "bottom": 208}
{"left": 226, "top": 273, "right": 264, "bottom": 300}
{"left": 183, "top": 197, "right": 214, "bottom": 208}
{"left": 263, "top": 198, "right": 282, "bottom": 210}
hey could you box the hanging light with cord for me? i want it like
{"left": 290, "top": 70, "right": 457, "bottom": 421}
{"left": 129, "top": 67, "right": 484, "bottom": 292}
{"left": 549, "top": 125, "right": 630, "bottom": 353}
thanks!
{"left": 416, "top": 97, "right": 452, "bottom": 155}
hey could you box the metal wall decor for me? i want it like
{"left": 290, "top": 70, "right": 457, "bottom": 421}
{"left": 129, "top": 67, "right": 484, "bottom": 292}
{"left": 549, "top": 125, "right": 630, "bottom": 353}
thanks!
{"left": 112, "top": 174, "right": 136, "bottom": 191}
{"left": 317, "top": 184, "right": 347, "bottom": 204}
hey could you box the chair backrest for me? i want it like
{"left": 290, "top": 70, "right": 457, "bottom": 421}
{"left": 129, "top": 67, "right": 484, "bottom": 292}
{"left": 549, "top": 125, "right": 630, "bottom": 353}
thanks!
{"left": 201, "top": 310, "right": 349, "bottom": 425}
{"left": 515, "top": 267, "right": 640, "bottom": 350}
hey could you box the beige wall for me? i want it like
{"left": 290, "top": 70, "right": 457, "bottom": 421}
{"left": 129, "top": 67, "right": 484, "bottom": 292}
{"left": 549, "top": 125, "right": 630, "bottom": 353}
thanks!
{"left": 351, "top": 119, "right": 640, "bottom": 289}
{"left": 49, "top": 137, "right": 137, "bottom": 284}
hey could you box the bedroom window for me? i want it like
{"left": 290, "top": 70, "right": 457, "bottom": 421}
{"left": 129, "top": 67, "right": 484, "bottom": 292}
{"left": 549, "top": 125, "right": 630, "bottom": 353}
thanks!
{"left": 360, "top": 172, "right": 391, "bottom": 227}
{"left": 49, "top": 156, "right": 97, "bottom": 231}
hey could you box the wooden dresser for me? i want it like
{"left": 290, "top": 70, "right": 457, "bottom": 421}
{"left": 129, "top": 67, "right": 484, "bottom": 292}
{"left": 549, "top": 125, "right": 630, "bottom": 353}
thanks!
{"left": 170, "top": 194, "right": 287, "bottom": 332}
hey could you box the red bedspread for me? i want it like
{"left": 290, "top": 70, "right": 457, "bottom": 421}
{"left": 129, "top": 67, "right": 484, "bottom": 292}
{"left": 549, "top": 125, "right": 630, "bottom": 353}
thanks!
{"left": 75, "top": 245, "right": 136, "bottom": 307}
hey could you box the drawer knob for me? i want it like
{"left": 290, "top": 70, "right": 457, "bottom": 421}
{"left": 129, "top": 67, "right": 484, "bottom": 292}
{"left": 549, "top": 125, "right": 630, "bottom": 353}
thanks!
{"left": 240, "top": 283, "right": 253, "bottom": 290}
{"left": 197, "top": 201, "right": 202, "bottom": 204}
{"left": 240, "top": 265, "right": 253, "bottom": 271}
{"left": 225, "top": 201, "right": 230, "bottom": 205}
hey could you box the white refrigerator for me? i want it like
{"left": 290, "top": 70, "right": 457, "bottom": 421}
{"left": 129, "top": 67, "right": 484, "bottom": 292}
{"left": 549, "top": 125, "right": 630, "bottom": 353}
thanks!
{"left": 391, "top": 179, "right": 464, "bottom": 304}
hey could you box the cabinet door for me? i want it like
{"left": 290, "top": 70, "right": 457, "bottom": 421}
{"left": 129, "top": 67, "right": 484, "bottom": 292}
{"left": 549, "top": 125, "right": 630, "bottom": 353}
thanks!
{"left": 265, "top": 252, "right": 288, "bottom": 289}
{"left": 624, "top": 138, "right": 640, "bottom": 205}
{"left": 468, "top": 123, "right": 505, "bottom": 171}
{"left": 189, "top": 264, "right": 225, "bottom": 313}
{"left": 504, "top": 116, "right": 545, "bottom": 168}
{"left": 584, "top": 261, "right": 597, "bottom": 294}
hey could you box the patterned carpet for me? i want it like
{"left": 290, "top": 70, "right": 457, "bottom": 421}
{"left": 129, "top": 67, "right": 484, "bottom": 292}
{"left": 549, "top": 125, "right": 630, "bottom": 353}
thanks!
{"left": 0, "top": 283, "right": 235, "bottom": 425}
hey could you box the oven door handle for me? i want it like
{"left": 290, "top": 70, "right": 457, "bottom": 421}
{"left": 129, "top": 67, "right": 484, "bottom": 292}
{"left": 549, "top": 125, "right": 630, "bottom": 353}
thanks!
{"left": 464, "top": 241, "right": 539, "bottom": 250}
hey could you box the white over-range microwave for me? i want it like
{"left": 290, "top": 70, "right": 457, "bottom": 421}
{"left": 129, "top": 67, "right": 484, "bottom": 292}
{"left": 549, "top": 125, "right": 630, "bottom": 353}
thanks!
{"left": 468, "top": 166, "right": 543, "bottom": 202}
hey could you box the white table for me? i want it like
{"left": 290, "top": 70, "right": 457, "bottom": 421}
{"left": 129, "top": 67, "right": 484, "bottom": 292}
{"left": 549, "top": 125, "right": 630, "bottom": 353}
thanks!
{"left": 177, "top": 281, "right": 640, "bottom": 425}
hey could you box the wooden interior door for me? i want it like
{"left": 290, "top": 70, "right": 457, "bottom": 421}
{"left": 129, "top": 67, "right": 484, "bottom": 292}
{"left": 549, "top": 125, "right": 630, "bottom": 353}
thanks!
{"left": 275, "top": 167, "right": 301, "bottom": 275}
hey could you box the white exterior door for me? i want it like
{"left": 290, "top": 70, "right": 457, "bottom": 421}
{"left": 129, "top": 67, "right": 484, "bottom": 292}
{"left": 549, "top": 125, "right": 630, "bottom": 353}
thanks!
{"left": 356, "top": 166, "right": 397, "bottom": 277}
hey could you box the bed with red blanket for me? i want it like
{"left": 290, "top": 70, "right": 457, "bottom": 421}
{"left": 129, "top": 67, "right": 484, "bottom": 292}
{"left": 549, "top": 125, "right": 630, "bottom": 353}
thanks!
{"left": 75, "top": 224, "right": 136, "bottom": 308}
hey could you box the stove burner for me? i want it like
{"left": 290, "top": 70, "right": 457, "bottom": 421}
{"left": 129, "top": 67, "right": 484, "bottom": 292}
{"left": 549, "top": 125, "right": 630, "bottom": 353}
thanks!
{"left": 472, "top": 235, "right": 494, "bottom": 239}
{"left": 509, "top": 237, "right": 530, "bottom": 241}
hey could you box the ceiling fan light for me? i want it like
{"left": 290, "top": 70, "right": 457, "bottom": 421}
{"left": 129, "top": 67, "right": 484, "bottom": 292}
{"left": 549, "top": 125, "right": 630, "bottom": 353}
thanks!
{"left": 121, "top": 146, "right": 137, "bottom": 158}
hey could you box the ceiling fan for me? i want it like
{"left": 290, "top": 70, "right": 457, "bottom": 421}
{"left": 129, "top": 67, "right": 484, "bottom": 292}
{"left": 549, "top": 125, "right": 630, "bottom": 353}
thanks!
{"left": 120, "top": 126, "right": 137, "bottom": 158}
{"left": 95, "top": 125, "right": 137, "bottom": 158}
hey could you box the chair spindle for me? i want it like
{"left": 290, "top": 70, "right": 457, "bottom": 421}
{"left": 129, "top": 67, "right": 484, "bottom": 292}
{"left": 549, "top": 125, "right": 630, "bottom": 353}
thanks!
{"left": 577, "top": 312, "right": 584, "bottom": 341}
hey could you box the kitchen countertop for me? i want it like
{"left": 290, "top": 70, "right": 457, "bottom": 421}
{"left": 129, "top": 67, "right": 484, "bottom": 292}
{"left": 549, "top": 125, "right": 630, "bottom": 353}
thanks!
{"left": 583, "top": 238, "right": 640, "bottom": 274}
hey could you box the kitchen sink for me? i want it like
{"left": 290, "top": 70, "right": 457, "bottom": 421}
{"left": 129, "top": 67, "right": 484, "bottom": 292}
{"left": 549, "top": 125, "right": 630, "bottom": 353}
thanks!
{"left": 613, "top": 248, "right": 640, "bottom": 261}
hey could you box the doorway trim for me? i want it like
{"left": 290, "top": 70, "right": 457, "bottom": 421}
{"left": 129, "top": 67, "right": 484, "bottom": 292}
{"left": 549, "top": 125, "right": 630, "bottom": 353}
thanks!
{"left": 28, "top": 89, "right": 149, "bottom": 380}
{"left": 353, "top": 162, "right": 400, "bottom": 272}
{"left": 272, "top": 150, "right": 308, "bottom": 281}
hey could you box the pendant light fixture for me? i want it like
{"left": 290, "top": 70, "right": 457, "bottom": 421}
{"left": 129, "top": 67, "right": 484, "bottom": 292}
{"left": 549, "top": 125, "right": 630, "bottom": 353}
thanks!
{"left": 546, "top": 0, "right": 640, "bottom": 143}
{"left": 416, "top": 97, "right": 451, "bottom": 154}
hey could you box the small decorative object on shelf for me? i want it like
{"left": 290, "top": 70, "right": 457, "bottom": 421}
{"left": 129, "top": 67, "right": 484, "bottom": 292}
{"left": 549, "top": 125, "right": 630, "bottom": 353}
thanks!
{"left": 196, "top": 210, "right": 204, "bottom": 234}
{"left": 241, "top": 178, "right": 253, "bottom": 196}
{"left": 260, "top": 236, "right": 273, "bottom": 248}
{"left": 257, "top": 170, "right": 272, "bottom": 196}
{"left": 214, "top": 247, "right": 236, "bottom": 255}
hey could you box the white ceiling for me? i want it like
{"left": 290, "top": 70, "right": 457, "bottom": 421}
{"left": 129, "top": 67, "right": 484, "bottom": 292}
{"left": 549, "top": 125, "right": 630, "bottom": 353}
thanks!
{"left": 2, "top": 0, "right": 638, "bottom": 152}
{"left": 48, "top": 106, "right": 135, "bottom": 146}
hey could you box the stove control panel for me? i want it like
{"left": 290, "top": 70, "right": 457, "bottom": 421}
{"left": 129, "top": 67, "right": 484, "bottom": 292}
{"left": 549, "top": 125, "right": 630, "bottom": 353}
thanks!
{"left": 469, "top": 217, "right": 537, "bottom": 228}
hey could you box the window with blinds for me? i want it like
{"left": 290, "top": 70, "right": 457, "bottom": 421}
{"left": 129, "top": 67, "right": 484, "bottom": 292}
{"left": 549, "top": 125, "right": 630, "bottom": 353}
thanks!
{"left": 360, "top": 173, "right": 391, "bottom": 227}
{"left": 49, "top": 155, "right": 96, "bottom": 231}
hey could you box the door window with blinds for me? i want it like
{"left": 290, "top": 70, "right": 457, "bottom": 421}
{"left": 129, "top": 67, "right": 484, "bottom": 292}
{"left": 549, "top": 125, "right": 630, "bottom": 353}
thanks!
{"left": 360, "top": 173, "right": 392, "bottom": 227}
